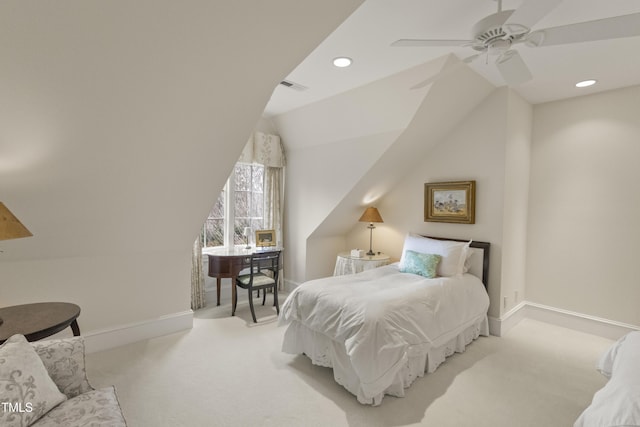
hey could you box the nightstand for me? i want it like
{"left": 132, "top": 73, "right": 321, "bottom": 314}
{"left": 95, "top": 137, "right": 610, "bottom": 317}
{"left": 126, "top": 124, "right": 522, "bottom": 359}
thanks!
{"left": 333, "top": 252, "right": 391, "bottom": 276}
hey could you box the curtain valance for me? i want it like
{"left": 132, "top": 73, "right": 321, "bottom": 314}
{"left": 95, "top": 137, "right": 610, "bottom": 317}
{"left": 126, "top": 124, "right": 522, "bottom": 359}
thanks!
{"left": 238, "top": 132, "right": 285, "bottom": 167}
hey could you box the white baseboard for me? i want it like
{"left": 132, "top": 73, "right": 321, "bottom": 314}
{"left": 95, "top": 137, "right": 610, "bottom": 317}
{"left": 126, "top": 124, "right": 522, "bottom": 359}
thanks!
{"left": 490, "top": 301, "right": 639, "bottom": 340}
{"left": 488, "top": 301, "right": 527, "bottom": 337}
{"left": 80, "top": 300, "right": 638, "bottom": 353}
{"left": 83, "top": 310, "right": 193, "bottom": 354}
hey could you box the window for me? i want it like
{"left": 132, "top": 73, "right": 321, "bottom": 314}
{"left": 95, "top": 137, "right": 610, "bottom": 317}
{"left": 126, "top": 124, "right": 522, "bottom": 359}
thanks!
{"left": 202, "top": 162, "right": 265, "bottom": 248}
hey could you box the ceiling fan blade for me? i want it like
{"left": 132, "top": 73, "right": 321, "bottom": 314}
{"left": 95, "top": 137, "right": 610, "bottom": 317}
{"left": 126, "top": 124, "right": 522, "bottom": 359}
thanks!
{"left": 503, "top": 0, "right": 562, "bottom": 34}
{"left": 495, "top": 50, "right": 532, "bottom": 86}
{"left": 527, "top": 12, "right": 640, "bottom": 47}
{"left": 391, "top": 39, "right": 471, "bottom": 47}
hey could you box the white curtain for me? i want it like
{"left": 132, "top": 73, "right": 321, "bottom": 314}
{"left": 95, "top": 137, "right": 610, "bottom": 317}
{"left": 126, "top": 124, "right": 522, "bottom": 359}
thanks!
{"left": 245, "top": 132, "right": 286, "bottom": 247}
{"left": 252, "top": 131, "right": 286, "bottom": 288}
{"left": 191, "top": 237, "right": 206, "bottom": 310}
{"left": 253, "top": 132, "right": 285, "bottom": 168}
{"left": 264, "top": 166, "right": 285, "bottom": 288}
{"left": 263, "top": 166, "right": 284, "bottom": 246}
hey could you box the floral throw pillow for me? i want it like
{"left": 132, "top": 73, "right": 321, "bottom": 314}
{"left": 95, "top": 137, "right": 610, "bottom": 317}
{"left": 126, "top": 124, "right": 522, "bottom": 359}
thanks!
{"left": 399, "top": 250, "right": 442, "bottom": 278}
{"left": 32, "top": 337, "right": 93, "bottom": 398}
{"left": 0, "top": 334, "right": 67, "bottom": 427}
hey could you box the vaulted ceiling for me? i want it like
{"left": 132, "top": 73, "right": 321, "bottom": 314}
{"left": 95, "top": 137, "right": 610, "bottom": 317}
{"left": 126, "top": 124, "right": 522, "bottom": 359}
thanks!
{"left": 265, "top": 0, "right": 640, "bottom": 117}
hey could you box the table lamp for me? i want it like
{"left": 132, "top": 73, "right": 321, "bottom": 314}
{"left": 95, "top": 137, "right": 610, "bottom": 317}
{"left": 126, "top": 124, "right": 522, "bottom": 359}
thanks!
{"left": 0, "top": 202, "right": 33, "bottom": 241}
{"left": 243, "top": 227, "right": 252, "bottom": 249}
{"left": 358, "top": 207, "right": 383, "bottom": 256}
{"left": 0, "top": 202, "right": 33, "bottom": 325}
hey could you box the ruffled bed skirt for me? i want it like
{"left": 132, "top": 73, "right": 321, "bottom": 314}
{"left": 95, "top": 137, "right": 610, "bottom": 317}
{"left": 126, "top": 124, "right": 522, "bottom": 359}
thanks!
{"left": 282, "top": 316, "right": 489, "bottom": 405}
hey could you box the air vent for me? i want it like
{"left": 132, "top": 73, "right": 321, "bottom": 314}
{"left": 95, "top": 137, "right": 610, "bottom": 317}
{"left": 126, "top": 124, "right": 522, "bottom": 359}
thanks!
{"left": 279, "top": 80, "right": 308, "bottom": 91}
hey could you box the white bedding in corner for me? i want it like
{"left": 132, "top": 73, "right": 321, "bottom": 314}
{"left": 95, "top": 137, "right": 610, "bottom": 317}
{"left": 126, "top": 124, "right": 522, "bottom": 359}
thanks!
{"left": 279, "top": 263, "right": 490, "bottom": 401}
{"left": 575, "top": 331, "right": 640, "bottom": 427}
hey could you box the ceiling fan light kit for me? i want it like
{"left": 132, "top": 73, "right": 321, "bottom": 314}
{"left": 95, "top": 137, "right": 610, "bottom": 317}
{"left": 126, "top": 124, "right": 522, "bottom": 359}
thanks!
{"left": 470, "top": 9, "right": 520, "bottom": 48}
{"left": 392, "top": 0, "right": 640, "bottom": 87}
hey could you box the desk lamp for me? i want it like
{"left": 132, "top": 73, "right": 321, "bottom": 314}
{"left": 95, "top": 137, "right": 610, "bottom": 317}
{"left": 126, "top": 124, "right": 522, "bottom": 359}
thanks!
{"left": 243, "top": 227, "right": 252, "bottom": 249}
{"left": 358, "top": 207, "right": 383, "bottom": 256}
{"left": 0, "top": 202, "right": 33, "bottom": 325}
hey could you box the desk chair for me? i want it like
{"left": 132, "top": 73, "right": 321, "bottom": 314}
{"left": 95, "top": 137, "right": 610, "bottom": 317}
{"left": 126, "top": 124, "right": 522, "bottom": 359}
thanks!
{"left": 234, "top": 250, "right": 281, "bottom": 323}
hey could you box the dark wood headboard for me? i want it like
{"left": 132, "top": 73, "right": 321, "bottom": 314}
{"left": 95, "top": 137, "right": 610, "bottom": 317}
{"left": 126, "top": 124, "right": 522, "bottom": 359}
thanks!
{"left": 421, "top": 236, "right": 491, "bottom": 289}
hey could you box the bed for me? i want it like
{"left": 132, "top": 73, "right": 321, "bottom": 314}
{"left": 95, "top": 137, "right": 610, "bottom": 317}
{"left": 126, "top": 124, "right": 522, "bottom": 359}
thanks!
{"left": 279, "top": 234, "right": 491, "bottom": 405}
{"left": 574, "top": 330, "right": 640, "bottom": 427}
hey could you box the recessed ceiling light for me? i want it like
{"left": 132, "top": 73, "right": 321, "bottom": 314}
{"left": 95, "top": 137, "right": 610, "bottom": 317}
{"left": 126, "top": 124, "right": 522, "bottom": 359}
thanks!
{"left": 576, "top": 79, "right": 597, "bottom": 88}
{"left": 333, "top": 57, "right": 352, "bottom": 68}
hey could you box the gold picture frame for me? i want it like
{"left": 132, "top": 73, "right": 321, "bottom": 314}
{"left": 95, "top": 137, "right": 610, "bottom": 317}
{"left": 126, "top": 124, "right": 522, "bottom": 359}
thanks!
{"left": 255, "top": 229, "right": 276, "bottom": 247}
{"left": 424, "top": 180, "right": 476, "bottom": 224}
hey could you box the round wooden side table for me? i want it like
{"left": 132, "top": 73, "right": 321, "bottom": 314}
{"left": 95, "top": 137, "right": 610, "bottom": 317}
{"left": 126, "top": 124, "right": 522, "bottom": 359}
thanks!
{"left": 0, "top": 302, "right": 81, "bottom": 344}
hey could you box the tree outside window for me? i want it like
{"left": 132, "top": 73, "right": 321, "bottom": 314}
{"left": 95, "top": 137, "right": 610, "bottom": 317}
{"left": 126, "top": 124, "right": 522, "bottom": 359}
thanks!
{"left": 202, "top": 163, "right": 264, "bottom": 248}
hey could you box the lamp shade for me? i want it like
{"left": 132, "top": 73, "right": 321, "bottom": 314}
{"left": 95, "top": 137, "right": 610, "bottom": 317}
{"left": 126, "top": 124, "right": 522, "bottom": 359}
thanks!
{"left": 359, "top": 207, "right": 383, "bottom": 223}
{"left": 0, "top": 202, "right": 33, "bottom": 241}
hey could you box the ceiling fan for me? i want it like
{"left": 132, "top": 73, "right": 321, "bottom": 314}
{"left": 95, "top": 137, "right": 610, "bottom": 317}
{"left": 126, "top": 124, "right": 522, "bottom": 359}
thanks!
{"left": 392, "top": 0, "right": 640, "bottom": 86}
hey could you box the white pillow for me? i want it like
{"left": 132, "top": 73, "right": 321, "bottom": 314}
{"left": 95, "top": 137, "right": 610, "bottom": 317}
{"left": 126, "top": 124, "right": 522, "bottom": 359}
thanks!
{"left": 0, "top": 334, "right": 67, "bottom": 427}
{"left": 399, "top": 234, "right": 470, "bottom": 277}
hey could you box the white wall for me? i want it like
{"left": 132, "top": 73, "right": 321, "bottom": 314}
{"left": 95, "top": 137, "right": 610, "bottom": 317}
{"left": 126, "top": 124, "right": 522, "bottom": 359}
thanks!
{"left": 499, "top": 90, "right": 533, "bottom": 313}
{"left": 527, "top": 85, "right": 640, "bottom": 327}
{"left": 0, "top": 1, "right": 362, "bottom": 338}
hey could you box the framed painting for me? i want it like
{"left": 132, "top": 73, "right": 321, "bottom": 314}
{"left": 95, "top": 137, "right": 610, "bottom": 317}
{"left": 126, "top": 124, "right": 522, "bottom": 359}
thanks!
{"left": 255, "top": 229, "right": 276, "bottom": 247}
{"left": 424, "top": 180, "right": 476, "bottom": 224}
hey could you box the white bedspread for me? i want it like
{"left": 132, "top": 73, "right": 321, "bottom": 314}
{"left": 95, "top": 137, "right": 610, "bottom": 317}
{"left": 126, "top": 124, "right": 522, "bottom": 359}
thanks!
{"left": 279, "top": 264, "right": 490, "bottom": 400}
{"left": 575, "top": 331, "right": 640, "bottom": 427}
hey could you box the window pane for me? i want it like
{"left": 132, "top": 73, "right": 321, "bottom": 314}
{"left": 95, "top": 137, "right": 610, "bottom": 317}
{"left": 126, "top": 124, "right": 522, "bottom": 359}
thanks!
{"left": 235, "top": 164, "right": 251, "bottom": 191}
{"left": 250, "top": 192, "right": 263, "bottom": 217}
{"left": 252, "top": 166, "right": 264, "bottom": 193}
{"left": 251, "top": 218, "right": 263, "bottom": 232}
{"left": 210, "top": 190, "right": 224, "bottom": 219}
{"left": 234, "top": 191, "right": 249, "bottom": 217}
{"left": 203, "top": 190, "right": 225, "bottom": 247}
{"left": 202, "top": 163, "right": 266, "bottom": 248}
{"left": 204, "top": 219, "right": 224, "bottom": 247}
{"left": 234, "top": 219, "right": 250, "bottom": 245}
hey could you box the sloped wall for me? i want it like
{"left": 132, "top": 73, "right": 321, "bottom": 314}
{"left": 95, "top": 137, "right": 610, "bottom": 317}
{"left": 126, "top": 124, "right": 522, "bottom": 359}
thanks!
{"left": 284, "top": 131, "right": 400, "bottom": 283}
{"left": 275, "top": 57, "right": 456, "bottom": 285}
{"left": 277, "top": 56, "right": 496, "bottom": 285}
{"left": 0, "top": 1, "right": 363, "bottom": 336}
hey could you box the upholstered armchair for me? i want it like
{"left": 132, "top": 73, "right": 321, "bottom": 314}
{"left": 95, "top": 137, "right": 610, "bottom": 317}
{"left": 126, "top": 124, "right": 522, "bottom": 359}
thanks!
{"left": 0, "top": 334, "right": 126, "bottom": 427}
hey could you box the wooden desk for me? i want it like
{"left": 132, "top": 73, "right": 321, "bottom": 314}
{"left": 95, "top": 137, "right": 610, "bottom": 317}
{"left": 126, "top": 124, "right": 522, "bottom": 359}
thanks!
{"left": 207, "top": 246, "right": 282, "bottom": 312}
{"left": 0, "top": 302, "right": 81, "bottom": 344}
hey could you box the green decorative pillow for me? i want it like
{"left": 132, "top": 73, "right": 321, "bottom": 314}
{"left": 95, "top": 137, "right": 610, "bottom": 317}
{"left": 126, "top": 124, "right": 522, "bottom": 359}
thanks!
{"left": 0, "top": 334, "right": 67, "bottom": 427}
{"left": 399, "top": 250, "right": 442, "bottom": 278}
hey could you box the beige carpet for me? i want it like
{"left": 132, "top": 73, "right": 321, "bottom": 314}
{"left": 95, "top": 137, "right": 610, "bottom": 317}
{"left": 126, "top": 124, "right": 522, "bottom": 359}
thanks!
{"left": 86, "top": 292, "right": 613, "bottom": 427}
